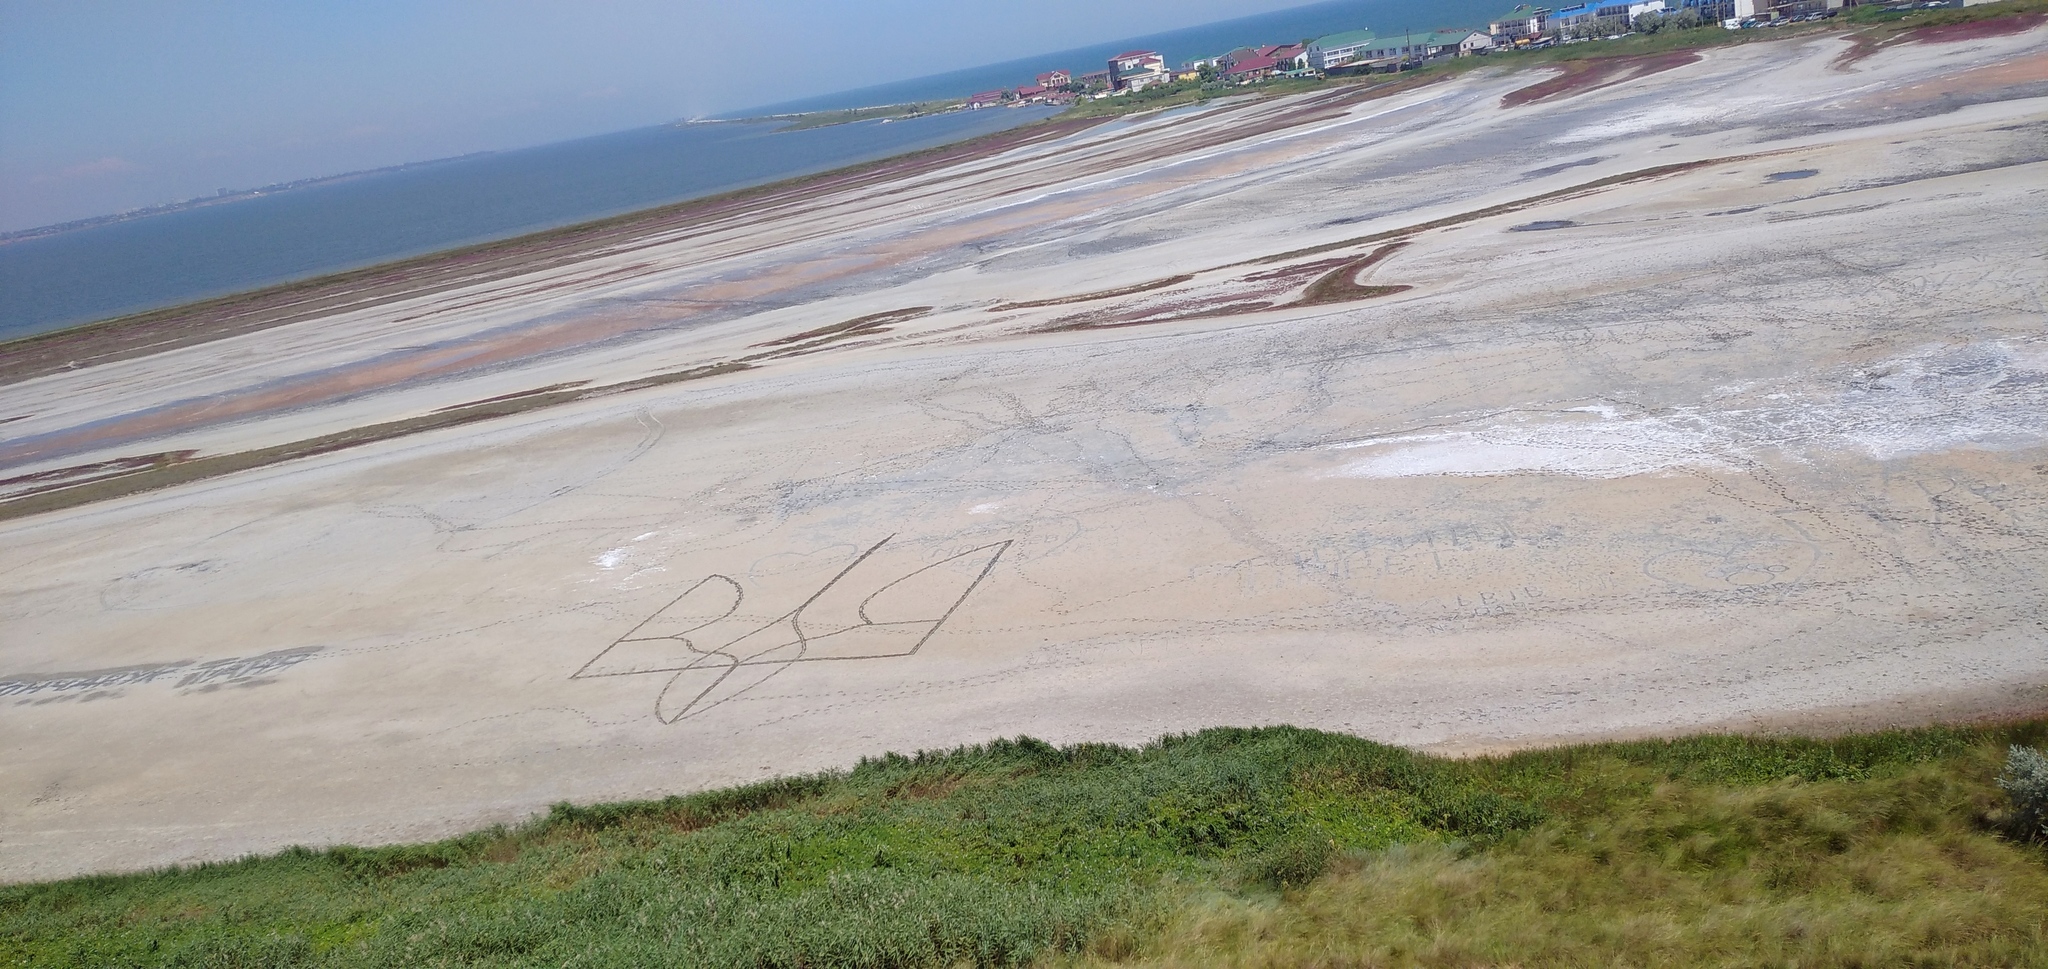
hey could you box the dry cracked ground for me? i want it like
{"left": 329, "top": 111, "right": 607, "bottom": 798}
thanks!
{"left": 2, "top": 25, "right": 2046, "bottom": 879}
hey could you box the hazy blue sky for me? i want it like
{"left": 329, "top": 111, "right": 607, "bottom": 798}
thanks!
{"left": 1, "top": 0, "right": 1319, "bottom": 231}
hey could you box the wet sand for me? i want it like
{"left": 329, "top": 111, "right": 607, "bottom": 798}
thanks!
{"left": 2, "top": 26, "right": 2046, "bottom": 880}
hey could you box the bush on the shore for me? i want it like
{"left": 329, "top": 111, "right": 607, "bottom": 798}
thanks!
{"left": 2002, "top": 743, "right": 2048, "bottom": 842}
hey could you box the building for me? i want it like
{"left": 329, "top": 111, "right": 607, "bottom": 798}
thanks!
{"left": 1733, "top": 0, "right": 1843, "bottom": 18}
{"left": 1223, "top": 52, "right": 1283, "bottom": 81}
{"left": 1078, "top": 69, "right": 1112, "bottom": 91}
{"left": 1460, "top": 31, "right": 1497, "bottom": 54}
{"left": 1259, "top": 43, "right": 1310, "bottom": 69}
{"left": 1108, "top": 50, "right": 1170, "bottom": 91}
{"left": 1035, "top": 69, "right": 1072, "bottom": 89}
{"left": 967, "top": 90, "right": 1007, "bottom": 109}
{"left": 1549, "top": 0, "right": 1635, "bottom": 31}
{"left": 1318, "top": 30, "right": 1482, "bottom": 71}
{"left": 1308, "top": 29, "right": 1379, "bottom": 71}
{"left": 1015, "top": 84, "right": 1046, "bottom": 100}
{"left": 1489, "top": 5, "right": 1553, "bottom": 39}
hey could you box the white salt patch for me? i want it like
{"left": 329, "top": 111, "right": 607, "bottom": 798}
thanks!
{"left": 969, "top": 502, "right": 1003, "bottom": 515}
{"left": 595, "top": 548, "right": 628, "bottom": 570}
{"left": 1333, "top": 411, "right": 1727, "bottom": 479}
{"left": 1328, "top": 342, "right": 2048, "bottom": 480}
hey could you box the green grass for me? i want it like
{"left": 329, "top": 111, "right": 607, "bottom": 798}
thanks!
{"left": 4, "top": 722, "right": 2046, "bottom": 967}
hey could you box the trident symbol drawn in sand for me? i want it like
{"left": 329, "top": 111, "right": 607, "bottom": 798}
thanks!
{"left": 573, "top": 536, "right": 1011, "bottom": 723}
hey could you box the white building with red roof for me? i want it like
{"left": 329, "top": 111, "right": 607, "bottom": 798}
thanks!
{"left": 1108, "top": 50, "right": 1169, "bottom": 92}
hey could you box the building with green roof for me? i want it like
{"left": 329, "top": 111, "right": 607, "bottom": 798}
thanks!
{"left": 1307, "top": 29, "right": 1378, "bottom": 71}
{"left": 1310, "top": 27, "right": 1491, "bottom": 71}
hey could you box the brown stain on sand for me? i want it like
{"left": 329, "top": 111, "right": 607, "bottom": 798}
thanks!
{"left": 1502, "top": 51, "right": 1702, "bottom": 108}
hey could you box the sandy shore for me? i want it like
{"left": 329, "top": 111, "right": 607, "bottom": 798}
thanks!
{"left": 2, "top": 25, "right": 2046, "bottom": 880}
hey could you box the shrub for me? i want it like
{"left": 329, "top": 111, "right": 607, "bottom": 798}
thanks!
{"left": 1998, "top": 744, "right": 2048, "bottom": 842}
{"left": 1238, "top": 830, "right": 1337, "bottom": 889}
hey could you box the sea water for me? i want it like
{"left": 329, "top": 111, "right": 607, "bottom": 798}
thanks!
{"left": 0, "top": 108, "right": 1057, "bottom": 340}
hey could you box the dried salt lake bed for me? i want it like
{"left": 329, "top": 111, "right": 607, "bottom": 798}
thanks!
{"left": 2, "top": 25, "right": 2046, "bottom": 879}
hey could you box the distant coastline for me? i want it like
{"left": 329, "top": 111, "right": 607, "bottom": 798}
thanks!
{"left": 0, "top": 152, "right": 494, "bottom": 245}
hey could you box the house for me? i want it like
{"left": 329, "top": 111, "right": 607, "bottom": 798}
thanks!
{"left": 1223, "top": 52, "right": 1283, "bottom": 81}
{"left": 1262, "top": 44, "right": 1310, "bottom": 70}
{"left": 1015, "top": 84, "right": 1047, "bottom": 100}
{"left": 1417, "top": 30, "right": 1489, "bottom": 57}
{"left": 1323, "top": 30, "right": 1479, "bottom": 71}
{"left": 967, "top": 90, "right": 1007, "bottom": 108}
{"left": 1489, "top": 5, "right": 1552, "bottom": 39}
{"left": 1078, "top": 69, "right": 1112, "bottom": 91}
{"left": 1308, "top": 29, "right": 1379, "bottom": 71}
{"left": 1108, "top": 50, "right": 1170, "bottom": 91}
{"left": 1036, "top": 69, "right": 1072, "bottom": 89}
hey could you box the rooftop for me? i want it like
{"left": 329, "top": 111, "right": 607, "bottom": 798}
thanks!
{"left": 1314, "top": 29, "right": 1379, "bottom": 49}
{"left": 1224, "top": 54, "right": 1282, "bottom": 75}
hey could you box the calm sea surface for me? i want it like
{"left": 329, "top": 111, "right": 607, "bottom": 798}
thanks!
{"left": 0, "top": 108, "right": 1056, "bottom": 340}
{"left": 2, "top": 0, "right": 1505, "bottom": 341}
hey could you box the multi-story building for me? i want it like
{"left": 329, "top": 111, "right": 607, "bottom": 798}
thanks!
{"left": 1489, "top": 5, "right": 1552, "bottom": 39}
{"left": 1308, "top": 29, "right": 1379, "bottom": 71}
{"left": 1548, "top": 0, "right": 1635, "bottom": 32}
{"left": 1313, "top": 30, "right": 1486, "bottom": 71}
{"left": 1108, "top": 50, "right": 1170, "bottom": 91}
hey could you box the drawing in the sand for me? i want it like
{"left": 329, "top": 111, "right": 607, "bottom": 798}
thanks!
{"left": 574, "top": 536, "right": 1011, "bottom": 722}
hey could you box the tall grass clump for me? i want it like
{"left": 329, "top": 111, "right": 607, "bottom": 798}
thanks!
{"left": 1070, "top": 722, "right": 2048, "bottom": 969}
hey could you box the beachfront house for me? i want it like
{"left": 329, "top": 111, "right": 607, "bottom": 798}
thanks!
{"left": 1307, "top": 29, "right": 1378, "bottom": 71}
{"left": 1223, "top": 52, "right": 1283, "bottom": 81}
{"left": 1315, "top": 30, "right": 1480, "bottom": 72}
{"left": 1108, "top": 50, "right": 1170, "bottom": 91}
{"left": 1264, "top": 44, "right": 1310, "bottom": 70}
{"left": 1036, "top": 69, "right": 1072, "bottom": 89}
{"left": 1078, "top": 69, "right": 1112, "bottom": 91}
{"left": 1416, "top": 31, "right": 1490, "bottom": 58}
{"left": 967, "top": 90, "right": 1007, "bottom": 108}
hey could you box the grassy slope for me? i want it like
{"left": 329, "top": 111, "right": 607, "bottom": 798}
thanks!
{"left": 4, "top": 722, "right": 2046, "bottom": 967}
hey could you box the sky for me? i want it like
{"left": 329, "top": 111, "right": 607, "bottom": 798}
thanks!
{"left": 1, "top": 0, "right": 1324, "bottom": 232}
